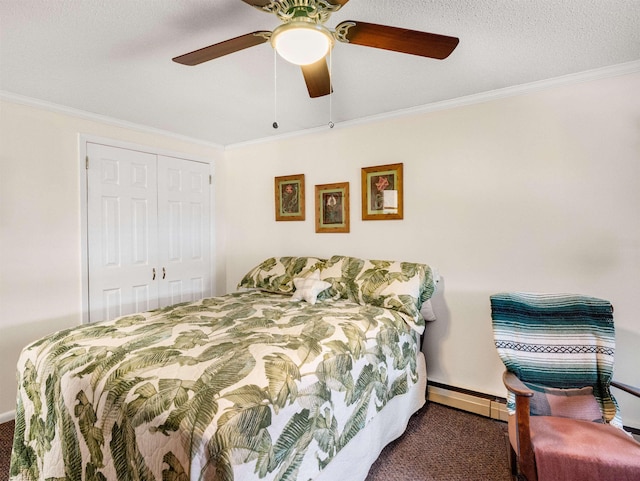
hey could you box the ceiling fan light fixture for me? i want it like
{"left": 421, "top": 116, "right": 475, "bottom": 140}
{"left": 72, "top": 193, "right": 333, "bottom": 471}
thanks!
{"left": 271, "top": 22, "right": 333, "bottom": 66}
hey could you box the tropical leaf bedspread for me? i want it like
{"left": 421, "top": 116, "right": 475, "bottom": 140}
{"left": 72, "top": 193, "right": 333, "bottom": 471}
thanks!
{"left": 11, "top": 290, "right": 423, "bottom": 481}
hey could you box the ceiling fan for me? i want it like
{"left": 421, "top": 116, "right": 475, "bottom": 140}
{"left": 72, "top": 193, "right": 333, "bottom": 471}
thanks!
{"left": 172, "top": 0, "right": 459, "bottom": 98}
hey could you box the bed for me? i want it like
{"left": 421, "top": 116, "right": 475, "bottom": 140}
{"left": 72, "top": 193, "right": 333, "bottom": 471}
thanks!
{"left": 10, "top": 255, "right": 437, "bottom": 481}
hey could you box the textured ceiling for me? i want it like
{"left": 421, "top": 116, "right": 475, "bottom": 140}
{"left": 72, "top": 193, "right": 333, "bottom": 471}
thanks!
{"left": 1, "top": 0, "right": 639, "bottom": 147}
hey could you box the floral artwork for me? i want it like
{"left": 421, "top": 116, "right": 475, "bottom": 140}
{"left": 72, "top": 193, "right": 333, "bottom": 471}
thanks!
{"left": 275, "top": 174, "right": 305, "bottom": 221}
{"left": 323, "top": 193, "right": 343, "bottom": 224}
{"left": 315, "top": 182, "right": 350, "bottom": 233}
{"left": 361, "top": 163, "right": 403, "bottom": 220}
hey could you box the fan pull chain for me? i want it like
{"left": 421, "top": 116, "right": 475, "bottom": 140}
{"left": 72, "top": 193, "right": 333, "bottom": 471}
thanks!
{"left": 273, "top": 49, "right": 279, "bottom": 129}
{"left": 328, "top": 49, "right": 334, "bottom": 129}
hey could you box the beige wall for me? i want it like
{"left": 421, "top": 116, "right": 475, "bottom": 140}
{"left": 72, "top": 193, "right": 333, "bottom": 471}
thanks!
{"left": 222, "top": 72, "right": 640, "bottom": 427}
{"left": 0, "top": 99, "right": 224, "bottom": 419}
{"left": 1, "top": 70, "right": 639, "bottom": 429}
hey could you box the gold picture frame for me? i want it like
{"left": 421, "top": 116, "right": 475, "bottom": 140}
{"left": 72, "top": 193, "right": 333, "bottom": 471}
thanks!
{"left": 361, "top": 162, "right": 403, "bottom": 220}
{"left": 275, "top": 174, "right": 305, "bottom": 221}
{"left": 315, "top": 182, "right": 350, "bottom": 233}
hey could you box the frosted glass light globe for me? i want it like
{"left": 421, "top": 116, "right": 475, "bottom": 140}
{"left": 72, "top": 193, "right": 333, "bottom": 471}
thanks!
{"left": 272, "top": 22, "right": 333, "bottom": 66}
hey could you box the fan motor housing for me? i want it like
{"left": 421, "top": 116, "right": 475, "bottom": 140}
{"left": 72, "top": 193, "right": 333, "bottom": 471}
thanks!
{"left": 262, "top": 0, "right": 342, "bottom": 24}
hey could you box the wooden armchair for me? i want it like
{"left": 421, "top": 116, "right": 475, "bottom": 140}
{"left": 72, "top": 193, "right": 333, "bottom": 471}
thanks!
{"left": 503, "top": 371, "right": 640, "bottom": 481}
{"left": 491, "top": 292, "right": 640, "bottom": 481}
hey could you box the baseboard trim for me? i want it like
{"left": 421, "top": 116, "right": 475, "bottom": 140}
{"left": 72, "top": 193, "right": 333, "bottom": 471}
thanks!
{"left": 427, "top": 382, "right": 508, "bottom": 422}
{"left": 0, "top": 410, "right": 16, "bottom": 424}
{"left": 428, "top": 382, "right": 640, "bottom": 435}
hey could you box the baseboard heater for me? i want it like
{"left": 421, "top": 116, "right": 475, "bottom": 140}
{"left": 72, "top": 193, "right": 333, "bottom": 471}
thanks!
{"left": 427, "top": 381, "right": 640, "bottom": 440}
{"left": 427, "top": 380, "right": 509, "bottom": 422}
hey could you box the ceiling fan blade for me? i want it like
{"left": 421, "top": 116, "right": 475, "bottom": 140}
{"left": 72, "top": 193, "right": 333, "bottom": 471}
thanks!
{"left": 301, "top": 59, "right": 332, "bottom": 98}
{"left": 326, "top": 0, "right": 350, "bottom": 6}
{"left": 335, "top": 21, "right": 459, "bottom": 59}
{"left": 173, "top": 31, "right": 271, "bottom": 66}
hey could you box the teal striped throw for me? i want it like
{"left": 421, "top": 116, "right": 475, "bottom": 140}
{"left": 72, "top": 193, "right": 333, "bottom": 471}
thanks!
{"left": 490, "top": 292, "right": 621, "bottom": 427}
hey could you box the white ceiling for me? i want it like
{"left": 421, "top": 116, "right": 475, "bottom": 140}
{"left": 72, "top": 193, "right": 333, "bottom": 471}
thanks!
{"left": 2, "top": 0, "right": 639, "bottom": 147}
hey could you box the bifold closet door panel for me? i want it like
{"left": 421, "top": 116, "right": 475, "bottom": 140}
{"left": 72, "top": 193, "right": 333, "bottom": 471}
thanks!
{"left": 87, "top": 142, "right": 160, "bottom": 323}
{"left": 157, "top": 155, "right": 211, "bottom": 308}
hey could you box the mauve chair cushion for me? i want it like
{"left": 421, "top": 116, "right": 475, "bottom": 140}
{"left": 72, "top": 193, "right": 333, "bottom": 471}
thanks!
{"left": 524, "top": 383, "right": 603, "bottom": 422}
{"left": 530, "top": 416, "right": 640, "bottom": 481}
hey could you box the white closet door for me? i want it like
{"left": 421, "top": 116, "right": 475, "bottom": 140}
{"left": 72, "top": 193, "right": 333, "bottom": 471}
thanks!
{"left": 157, "top": 155, "right": 211, "bottom": 307}
{"left": 87, "top": 143, "right": 159, "bottom": 323}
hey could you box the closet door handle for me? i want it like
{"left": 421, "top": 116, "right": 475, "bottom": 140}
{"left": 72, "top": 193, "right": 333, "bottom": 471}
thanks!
{"left": 152, "top": 268, "right": 156, "bottom": 280}
{"left": 162, "top": 267, "right": 166, "bottom": 280}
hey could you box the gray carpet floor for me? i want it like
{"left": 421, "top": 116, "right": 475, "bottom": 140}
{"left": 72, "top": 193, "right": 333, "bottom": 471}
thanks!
{"left": 0, "top": 402, "right": 513, "bottom": 481}
{"left": 366, "top": 402, "right": 512, "bottom": 480}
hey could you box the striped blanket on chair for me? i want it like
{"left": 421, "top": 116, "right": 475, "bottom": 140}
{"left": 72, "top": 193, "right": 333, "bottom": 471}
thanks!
{"left": 490, "top": 292, "right": 622, "bottom": 427}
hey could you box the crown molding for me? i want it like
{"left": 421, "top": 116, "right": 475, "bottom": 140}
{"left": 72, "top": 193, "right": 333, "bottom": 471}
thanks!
{"left": 227, "top": 60, "right": 640, "bottom": 150}
{"left": 0, "top": 91, "right": 225, "bottom": 151}
{"left": 3, "top": 60, "right": 639, "bottom": 151}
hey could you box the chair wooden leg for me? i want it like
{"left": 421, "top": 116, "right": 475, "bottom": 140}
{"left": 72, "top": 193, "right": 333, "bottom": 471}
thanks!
{"left": 509, "top": 442, "right": 518, "bottom": 477}
{"left": 504, "top": 431, "right": 518, "bottom": 479}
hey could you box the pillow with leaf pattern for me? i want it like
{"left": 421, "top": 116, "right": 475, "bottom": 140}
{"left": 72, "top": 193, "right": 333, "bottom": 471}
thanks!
{"left": 316, "top": 255, "right": 364, "bottom": 301}
{"left": 353, "top": 259, "right": 436, "bottom": 333}
{"left": 237, "top": 256, "right": 325, "bottom": 293}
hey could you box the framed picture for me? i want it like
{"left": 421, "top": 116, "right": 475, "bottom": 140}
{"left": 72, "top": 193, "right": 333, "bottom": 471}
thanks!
{"left": 361, "top": 162, "right": 403, "bottom": 220}
{"left": 315, "top": 182, "right": 350, "bottom": 233}
{"left": 275, "top": 174, "right": 305, "bottom": 221}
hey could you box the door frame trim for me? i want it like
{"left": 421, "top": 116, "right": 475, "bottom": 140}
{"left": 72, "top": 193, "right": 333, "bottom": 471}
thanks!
{"left": 78, "top": 134, "right": 216, "bottom": 324}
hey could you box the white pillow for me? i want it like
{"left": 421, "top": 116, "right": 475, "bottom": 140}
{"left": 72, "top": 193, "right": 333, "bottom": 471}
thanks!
{"left": 420, "top": 300, "right": 437, "bottom": 321}
{"left": 291, "top": 276, "right": 331, "bottom": 305}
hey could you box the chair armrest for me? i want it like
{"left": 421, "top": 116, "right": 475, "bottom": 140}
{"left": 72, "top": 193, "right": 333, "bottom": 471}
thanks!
{"left": 503, "top": 371, "right": 534, "bottom": 397}
{"left": 502, "top": 371, "right": 537, "bottom": 481}
{"left": 612, "top": 380, "right": 640, "bottom": 398}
